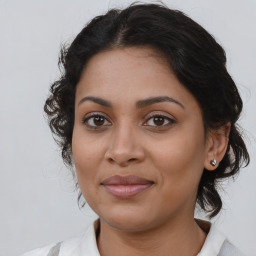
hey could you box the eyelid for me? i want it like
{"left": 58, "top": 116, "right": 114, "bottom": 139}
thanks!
{"left": 144, "top": 111, "right": 176, "bottom": 121}
{"left": 83, "top": 111, "right": 110, "bottom": 120}
{"left": 82, "top": 112, "right": 112, "bottom": 128}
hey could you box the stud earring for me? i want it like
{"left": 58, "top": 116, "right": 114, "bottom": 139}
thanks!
{"left": 210, "top": 159, "right": 217, "bottom": 166}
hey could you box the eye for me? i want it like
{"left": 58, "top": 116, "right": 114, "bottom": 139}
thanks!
{"left": 82, "top": 113, "right": 111, "bottom": 129}
{"left": 144, "top": 114, "right": 176, "bottom": 128}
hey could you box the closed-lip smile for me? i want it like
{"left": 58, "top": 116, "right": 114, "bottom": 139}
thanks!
{"left": 101, "top": 175, "right": 154, "bottom": 198}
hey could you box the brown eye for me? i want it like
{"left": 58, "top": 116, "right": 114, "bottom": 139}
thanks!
{"left": 152, "top": 116, "right": 165, "bottom": 126}
{"left": 83, "top": 114, "right": 111, "bottom": 128}
{"left": 145, "top": 114, "right": 175, "bottom": 128}
{"left": 93, "top": 116, "right": 105, "bottom": 126}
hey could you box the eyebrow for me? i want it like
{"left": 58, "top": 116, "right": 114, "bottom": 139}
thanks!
{"left": 78, "top": 96, "right": 185, "bottom": 109}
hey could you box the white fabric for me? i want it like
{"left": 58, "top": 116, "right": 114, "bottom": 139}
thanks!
{"left": 20, "top": 219, "right": 246, "bottom": 256}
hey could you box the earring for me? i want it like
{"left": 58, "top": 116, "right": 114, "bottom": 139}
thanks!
{"left": 210, "top": 159, "right": 217, "bottom": 167}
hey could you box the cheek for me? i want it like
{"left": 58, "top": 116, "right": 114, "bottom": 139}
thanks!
{"left": 149, "top": 129, "right": 206, "bottom": 190}
{"left": 72, "top": 124, "right": 106, "bottom": 164}
{"left": 148, "top": 137, "right": 205, "bottom": 213}
{"left": 72, "top": 129, "right": 104, "bottom": 192}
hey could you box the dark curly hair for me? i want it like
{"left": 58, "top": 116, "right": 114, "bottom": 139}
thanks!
{"left": 44, "top": 2, "right": 250, "bottom": 218}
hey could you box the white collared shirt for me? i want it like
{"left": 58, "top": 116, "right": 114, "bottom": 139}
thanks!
{"left": 20, "top": 219, "right": 246, "bottom": 256}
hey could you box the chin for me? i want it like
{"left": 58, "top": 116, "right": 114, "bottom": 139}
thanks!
{"left": 98, "top": 205, "right": 158, "bottom": 232}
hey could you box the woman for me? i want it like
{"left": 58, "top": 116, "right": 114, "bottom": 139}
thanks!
{"left": 21, "top": 2, "right": 250, "bottom": 256}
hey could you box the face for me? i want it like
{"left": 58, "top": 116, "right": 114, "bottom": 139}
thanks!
{"left": 72, "top": 47, "right": 211, "bottom": 231}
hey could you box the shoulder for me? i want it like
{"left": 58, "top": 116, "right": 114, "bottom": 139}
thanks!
{"left": 19, "top": 242, "right": 60, "bottom": 256}
{"left": 19, "top": 233, "right": 89, "bottom": 256}
{"left": 219, "top": 240, "right": 247, "bottom": 256}
{"left": 19, "top": 235, "right": 82, "bottom": 256}
{"left": 19, "top": 219, "right": 100, "bottom": 256}
{"left": 19, "top": 227, "right": 93, "bottom": 256}
{"left": 196, "top": 219, "right": 247, "bottom": 256}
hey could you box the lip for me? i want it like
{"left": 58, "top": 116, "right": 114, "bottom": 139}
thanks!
{"left": 101, "top": 175, "right": 154, "bottom": 198}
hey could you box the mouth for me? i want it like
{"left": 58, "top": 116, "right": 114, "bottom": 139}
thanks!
{"left": 101, "top": 175, "right": 154, "bottom": 199}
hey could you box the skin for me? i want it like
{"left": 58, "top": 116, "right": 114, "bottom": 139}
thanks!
{"left": 72, "top": 47, "right": 229, "bottom": 256}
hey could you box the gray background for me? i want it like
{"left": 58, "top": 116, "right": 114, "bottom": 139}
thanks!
{"left": 0, "top": 0, "right": 255, "bottom": 255}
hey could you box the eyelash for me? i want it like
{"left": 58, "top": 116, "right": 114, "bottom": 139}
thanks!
{"left": 82, "top": 112, "right": 176, "bottom": 130}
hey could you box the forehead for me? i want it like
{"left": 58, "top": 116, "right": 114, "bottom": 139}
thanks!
{"left": 75, "top": 47, "right": 199, "bottom": 111}
{"left": 79, "top": 47, "right": 169, "bottom": 82}
{"left": 77, "top": 47, "right": 169, "bottom": 87}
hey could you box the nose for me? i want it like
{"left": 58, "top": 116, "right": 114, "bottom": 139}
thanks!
{"left": 104, "top": 124, "right": 145, "bottom": 167}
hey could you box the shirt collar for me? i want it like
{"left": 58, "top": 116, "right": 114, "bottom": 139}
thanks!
{"left": 79, "top": 218, "right": 226, "bottom": 256}
{"left": 196, "top": 219, "right": 226, "bottom": 256}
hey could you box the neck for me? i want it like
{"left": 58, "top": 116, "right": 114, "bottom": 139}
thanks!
{"left": 97, "top": 216, "right": 207, "bottom": 256}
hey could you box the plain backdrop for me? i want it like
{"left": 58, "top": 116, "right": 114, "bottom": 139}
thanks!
{"left": 0, "top": 0, "right": 255, "bottom": 255}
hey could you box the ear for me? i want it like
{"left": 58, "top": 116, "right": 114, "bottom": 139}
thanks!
{"left": 204, "top": 122, "right": 231, "bottom": 171}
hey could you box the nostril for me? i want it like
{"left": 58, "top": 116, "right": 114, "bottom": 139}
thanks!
{"left": 108, "top": 158, "right": 115, "bottom": 164}
{"left": 128, "top": 158, "right": 137, "bottom": 162}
